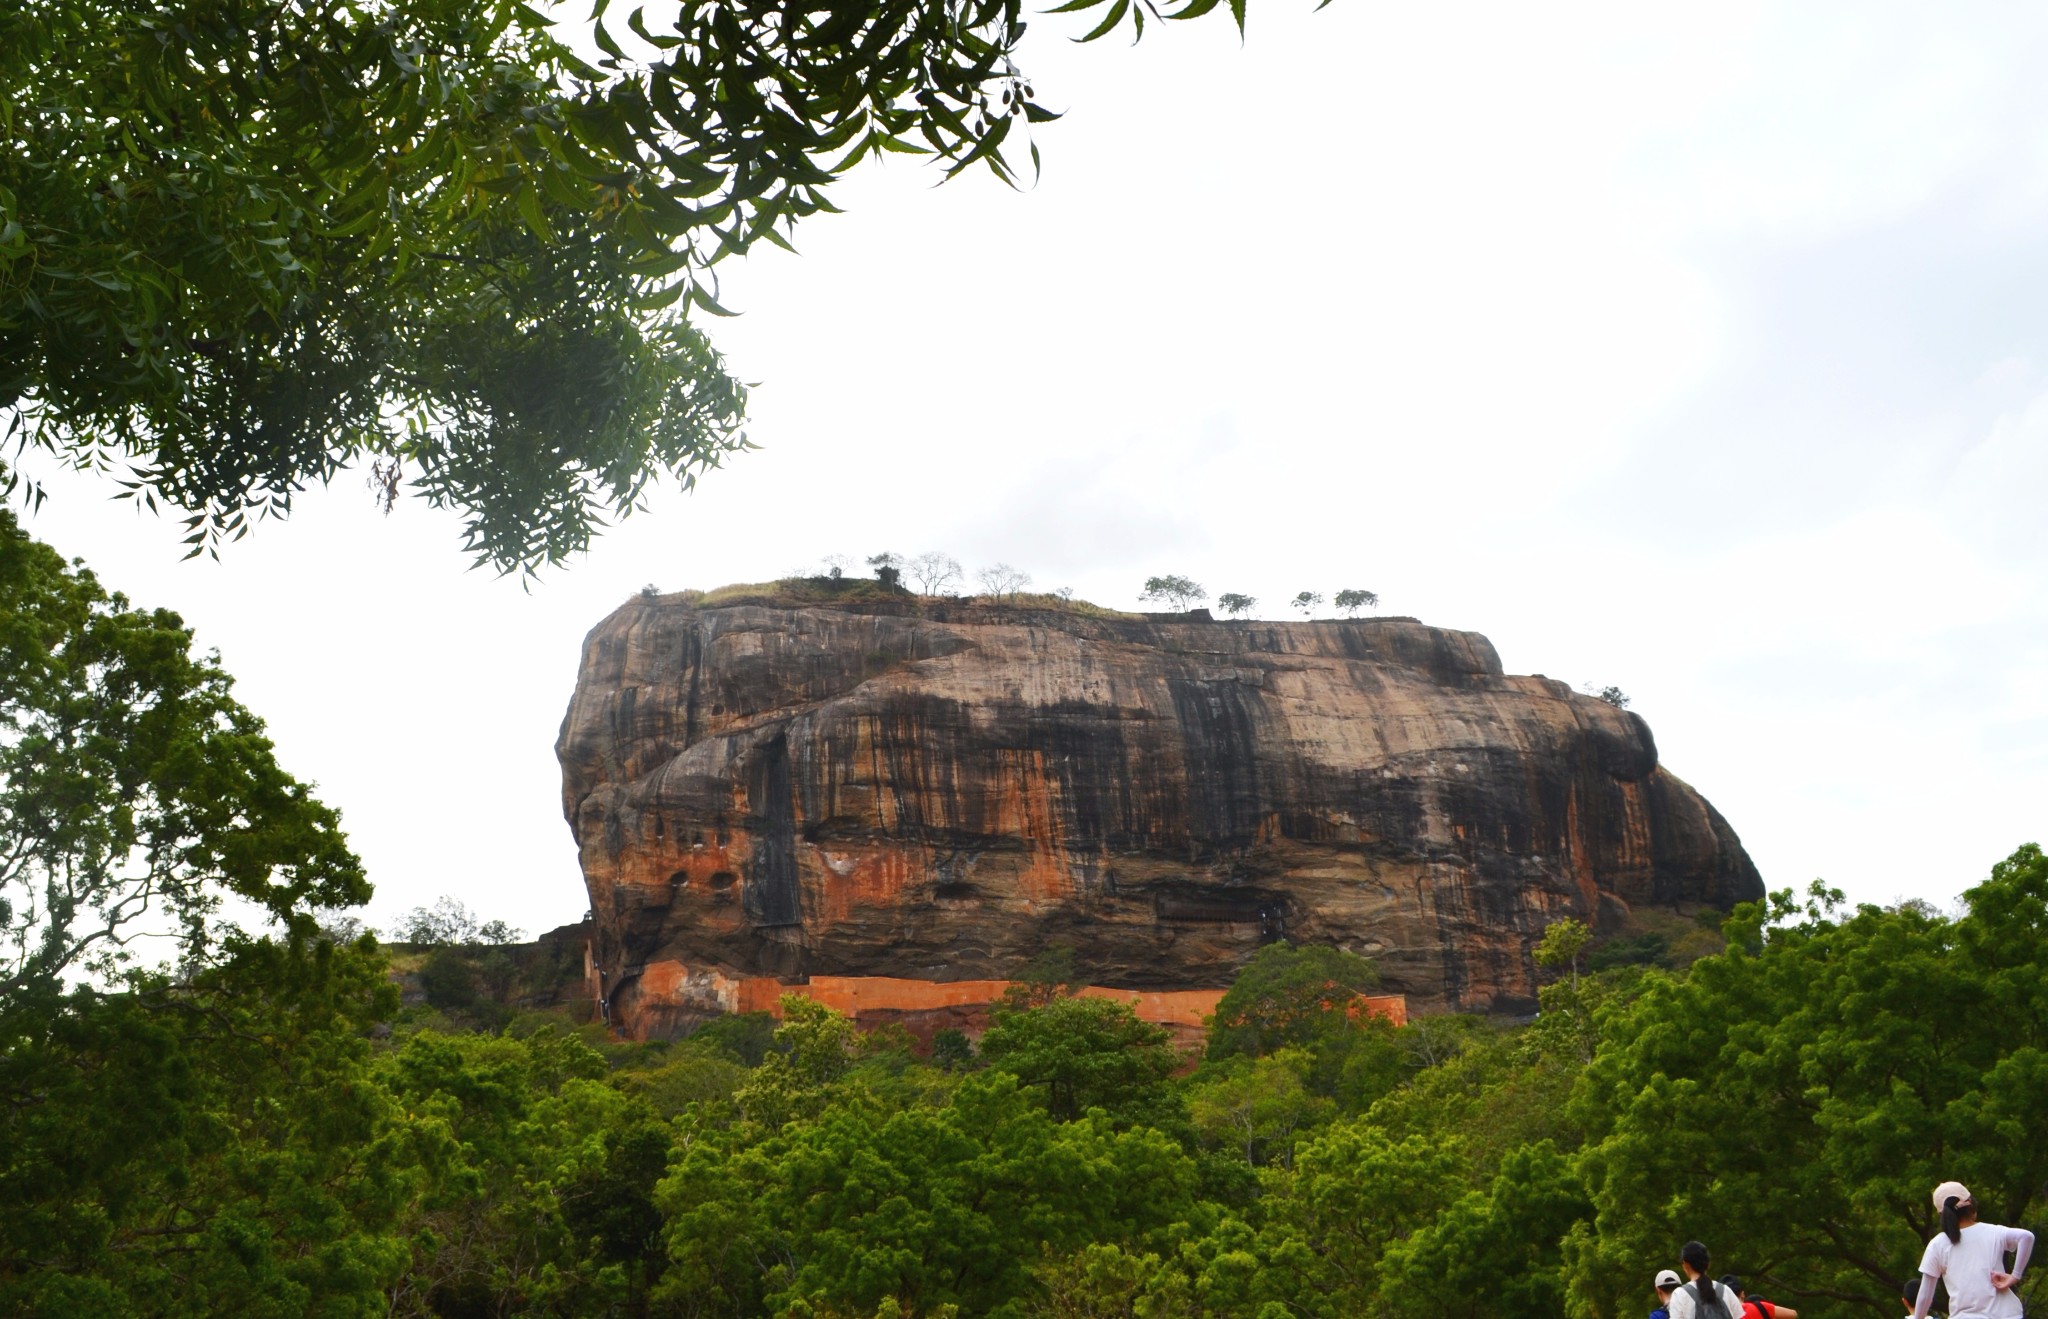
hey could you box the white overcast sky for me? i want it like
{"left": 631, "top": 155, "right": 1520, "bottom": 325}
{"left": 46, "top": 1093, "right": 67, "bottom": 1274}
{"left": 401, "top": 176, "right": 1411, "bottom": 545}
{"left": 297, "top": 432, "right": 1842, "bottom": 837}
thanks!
{"left": 18, "top": 0, "right": 2048, "bottom": 937}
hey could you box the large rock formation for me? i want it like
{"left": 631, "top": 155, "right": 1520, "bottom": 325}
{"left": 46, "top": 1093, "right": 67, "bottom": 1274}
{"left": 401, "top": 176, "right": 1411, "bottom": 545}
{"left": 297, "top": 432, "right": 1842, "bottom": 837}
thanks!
{"left": 558, "top": 598, "right": 1760, "bottom": 1036}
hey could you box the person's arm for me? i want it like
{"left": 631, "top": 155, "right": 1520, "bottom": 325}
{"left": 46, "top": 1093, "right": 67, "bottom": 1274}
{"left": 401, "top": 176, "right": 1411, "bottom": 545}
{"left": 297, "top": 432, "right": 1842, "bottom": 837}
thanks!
{"left": 1768, "top": 1303, "right": 1800, "bottom": 1319}
{"left": 1992, "top": 1226, "right": 2034, "bottom": 1291}
{"left": 1913, "top": 1272, "right": 1940, "bottom": 1319}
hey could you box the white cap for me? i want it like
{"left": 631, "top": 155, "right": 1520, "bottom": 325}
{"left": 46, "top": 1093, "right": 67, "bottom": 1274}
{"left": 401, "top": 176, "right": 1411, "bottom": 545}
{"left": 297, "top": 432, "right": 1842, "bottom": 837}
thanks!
{"left": 1933, "top": 1180, "right": 1972, "bottom": 1211}
{"left": 1655, "top": 1270, "right": 1682, "bottom": 1289}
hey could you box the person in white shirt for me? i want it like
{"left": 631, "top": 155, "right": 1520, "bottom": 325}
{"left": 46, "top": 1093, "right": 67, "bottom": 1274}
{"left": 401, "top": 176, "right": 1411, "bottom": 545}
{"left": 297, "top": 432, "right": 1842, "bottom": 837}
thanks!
{"left": 1911, "top": 1180, "right": 2033, "bottom": 1319}
{"left": 1668, "top": 1241, "right": 1746, "bottom": 1319}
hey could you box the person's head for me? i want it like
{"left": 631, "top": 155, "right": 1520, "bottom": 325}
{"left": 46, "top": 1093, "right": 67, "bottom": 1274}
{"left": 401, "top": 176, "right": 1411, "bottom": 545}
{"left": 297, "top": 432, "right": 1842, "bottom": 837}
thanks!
{"left": 1721, "top": 1275, "right": 1746, "bottom": 1300}
{"left": 1932, "top": 1180, "right": 1977, "bottom": 1244}
{"left": 1655, "top": 1269, "right": 1682, "bottom": 1303}
{"left": 1671, "top": 1245, "right": 1720, "bottom": 1310}
{"left": 1902, "top": 1274, "right": 1946, "bottom": 1314}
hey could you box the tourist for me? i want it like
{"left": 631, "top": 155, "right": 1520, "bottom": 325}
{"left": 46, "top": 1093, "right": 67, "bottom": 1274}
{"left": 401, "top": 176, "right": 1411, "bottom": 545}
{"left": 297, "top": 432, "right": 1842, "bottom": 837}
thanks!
{"left": 1903, "top": 1275, "right": 1945, "bottom": 1318}
{"left": 1720, "top": 1273, "right": 1799, "bottom": 1319}
{"left": 1910, "top": 1181, "right": 2033, "bottom": 1319}
{"left": 1651, "top": 1268, "right": 1682, "bottom": 1319}
{"left": 1668, "top": 1242, "right": 1745, "bottom": 1319}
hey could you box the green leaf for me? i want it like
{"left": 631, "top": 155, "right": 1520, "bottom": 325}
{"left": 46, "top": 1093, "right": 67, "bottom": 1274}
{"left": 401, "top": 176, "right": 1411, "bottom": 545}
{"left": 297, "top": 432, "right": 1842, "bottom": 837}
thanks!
{"left": 514, "top": 183, "right": 555, "bottom": 241}
{"left": 627, "top": 6, "right": 682, "bottom": 49}
{"left": 1076, "top": 0, "right": 1132, "bottom": 43}
{"left": 689, "top": 282, "right": 740, "bottom": 317}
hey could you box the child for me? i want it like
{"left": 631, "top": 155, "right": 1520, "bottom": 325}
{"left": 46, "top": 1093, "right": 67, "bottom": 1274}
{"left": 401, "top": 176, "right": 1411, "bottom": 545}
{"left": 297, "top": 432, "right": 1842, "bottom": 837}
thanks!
{"left": 1902, "top": 1275, "right": 1945, "bottom": 1319}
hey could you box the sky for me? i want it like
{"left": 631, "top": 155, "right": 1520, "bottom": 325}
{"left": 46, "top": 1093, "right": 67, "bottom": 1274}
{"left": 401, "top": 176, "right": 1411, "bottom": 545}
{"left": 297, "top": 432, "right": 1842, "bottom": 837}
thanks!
{"left": 17, "top": 0, "right": 2048, "bottom": 939}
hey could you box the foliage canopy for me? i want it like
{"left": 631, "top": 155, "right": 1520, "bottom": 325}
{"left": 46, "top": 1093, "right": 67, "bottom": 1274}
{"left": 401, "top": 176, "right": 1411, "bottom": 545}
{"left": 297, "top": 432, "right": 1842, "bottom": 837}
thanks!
{"left": 6, "top": 852, "right": 2048, "bottom": 1315}
{"left": 0, "top": 509, "right": 364, "bottom": 1002}
{"left": 1141, "top": 575, "right": 1207, "bottom": 611}
{"left": 3, "top": 0, "right": 1291, "bottom": 572}
{"left": 1, "top": 0, "right": 751, "bottom": 573}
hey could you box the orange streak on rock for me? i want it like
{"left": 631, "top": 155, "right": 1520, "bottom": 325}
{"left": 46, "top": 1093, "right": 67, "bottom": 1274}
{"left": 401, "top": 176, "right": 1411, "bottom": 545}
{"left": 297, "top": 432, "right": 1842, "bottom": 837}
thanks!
{"left": 1563, "top": 785, "right": 1598, "bottom": 909}
{"left": 999, "top": 749, "right": 1072, "bottom": 903}
{"left": 812, "top": 847, "right": 922, "bottom": 926}
{"left": 1618, "top": 779, "right": 1652, "bottom": 871}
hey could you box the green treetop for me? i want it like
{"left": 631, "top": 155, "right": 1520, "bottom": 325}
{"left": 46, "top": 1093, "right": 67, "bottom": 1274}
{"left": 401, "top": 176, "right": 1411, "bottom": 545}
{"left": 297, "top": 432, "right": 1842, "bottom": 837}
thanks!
{"left": 0, "top": 508, "right": 365, "bottom": 1003}
{"left": 1141, "top": 575, "right": 1208, "bottom": 611}
{"left": 1206, "top": 941, "right": 1381, "bottom": 1062}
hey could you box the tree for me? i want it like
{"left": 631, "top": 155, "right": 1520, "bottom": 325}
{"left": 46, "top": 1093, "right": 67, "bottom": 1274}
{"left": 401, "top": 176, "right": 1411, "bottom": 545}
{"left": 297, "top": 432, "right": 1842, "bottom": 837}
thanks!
{"left": 0, "top": 511, "right": 366, "bottom": 1002}
{"left": 908, "top": 552, "right": 965, "bottom": 596}
{"left": 1530, "top": 917, "right": 1595, "bottom": 1064}
{"left": 732, "top": 995, "right": 860, "bottom": 1128}
{"left": 1140, "top": 575, "right": 1207, "bottom": 611}
{"left": 1217, "top": 593, "right": 1258, "bottom": 617}
{"left": 0, "top": 938, "right": 416, "bottom": 1315}
{"left": 980, "top": 995, "right": 1181, "bottom": 1124}
{"left": 1030, "top": 1243, "right": 1189, "bottom": 1319}
{"left": 1332, "top": 588, "right": 1378, "bottom": 617}
{"left": 1186, "top": 1048, "right": 1333, "bottom": 1168}
{"left": 1252, "top": 1120, "right": 1470, "bottom": 1318}
{"left": 1206, "top": 941, "right": 1381, "bottom": 1062}
{"left": 2, "top": 0, "right": 749, "bottom": 575}
{"left": 656, "top": 1070, "right": 1198, "bottom": 1318}
{"left": 1290, "top": 591, "right": 1324, "bottom": 617}
{"left": 1566, "top": 847, "right": 2048, "bottom": 1319}
{"left": 976, "top": 562, "right": 1032, "bottom": 601}
{"left": 1532, "top": 918, "right": 1590, "bottom": 990}
{"left": 1004, "top": 943, "right": 1084, "bottom": 1010}
{"left": 5, "top": 0, "right": 1297, "bottom": 572}
{"left": 1584, "top": 684, "right": 1631, "bottom": 709}
{"left": 397, "top": 895, "right": 520, "bottom": 946}
{"left": 1374, "top": 1140, "right": 1588, "bottom": 1319}
{"left": 868, "top": 552, "right": 906, "bottom": 590}
{"left": 418, "top": 946, "right": 483, "bottom": 1013}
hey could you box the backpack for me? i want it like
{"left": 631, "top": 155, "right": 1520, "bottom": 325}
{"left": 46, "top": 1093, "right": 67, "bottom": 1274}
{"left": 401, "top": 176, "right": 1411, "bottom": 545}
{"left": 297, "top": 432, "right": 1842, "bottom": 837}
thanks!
{"left": 1683, "top": 1281, "right": 1732, "bottom": 1319}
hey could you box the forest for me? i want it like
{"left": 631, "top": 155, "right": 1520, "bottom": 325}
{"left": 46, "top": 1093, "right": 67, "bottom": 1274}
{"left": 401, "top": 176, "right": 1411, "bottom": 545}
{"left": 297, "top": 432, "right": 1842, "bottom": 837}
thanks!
{"left": 6, "top": 830, "right": 2044, "bottom": 1316}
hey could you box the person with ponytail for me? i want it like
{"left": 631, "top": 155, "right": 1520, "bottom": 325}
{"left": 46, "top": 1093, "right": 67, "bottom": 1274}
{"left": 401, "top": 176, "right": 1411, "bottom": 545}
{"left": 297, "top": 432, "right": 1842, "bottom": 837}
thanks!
{"left": 1668, "top": 1241, "right": 1745, "bottom": 1319}
{"left": 1911, "top": 1181, "right": 2033, "bottom": 1319}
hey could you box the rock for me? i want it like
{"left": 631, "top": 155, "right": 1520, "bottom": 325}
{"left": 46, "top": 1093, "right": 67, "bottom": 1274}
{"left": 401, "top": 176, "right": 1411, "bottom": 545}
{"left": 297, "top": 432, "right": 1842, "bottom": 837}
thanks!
{"left": 557, "top": 599, "right": 1760, "bottom": 1036}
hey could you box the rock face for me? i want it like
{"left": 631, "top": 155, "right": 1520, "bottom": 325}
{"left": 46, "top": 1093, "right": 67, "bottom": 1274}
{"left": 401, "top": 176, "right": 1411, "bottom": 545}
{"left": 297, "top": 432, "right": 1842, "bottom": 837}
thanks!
{"left": 557, "top": 599, "right": 1761, "bottom": 1036}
